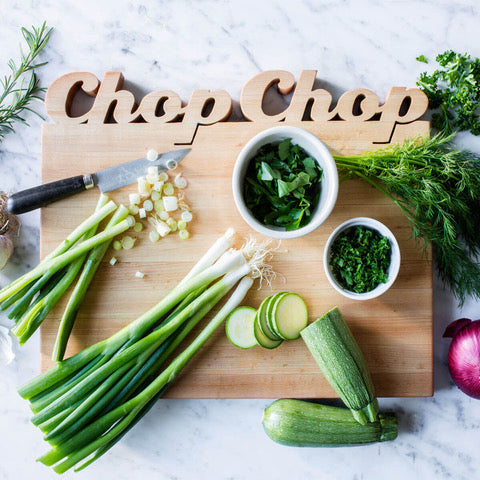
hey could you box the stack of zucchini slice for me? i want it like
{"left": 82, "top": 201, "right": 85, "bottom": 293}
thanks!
{"left": 226, "top": 292, "right": 308, "bottom": 350}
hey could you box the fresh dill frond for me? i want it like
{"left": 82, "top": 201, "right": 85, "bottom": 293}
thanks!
{"left": 334, "top": 133, "right": 480, "bottom": 305}
{"left": 0, "top": 22, "right": 52, "bottom": 140}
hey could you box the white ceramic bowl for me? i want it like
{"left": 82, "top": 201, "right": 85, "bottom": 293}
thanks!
{"left": 232, "top": 126, "right": 339, "bottom": 239}
{"left": 323, "top": 217, "right": 401, "bottom": 300}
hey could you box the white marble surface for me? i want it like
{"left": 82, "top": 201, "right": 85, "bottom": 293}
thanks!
{"left": 1, "top": 1, "right": 480, "bottom": 478}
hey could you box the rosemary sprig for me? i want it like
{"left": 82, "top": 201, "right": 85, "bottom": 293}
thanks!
{"left": 334, "top": 133, "right": 480, "bottom": 305}
{"left": 0, "top": 22, "right": 52, "bottom": 140}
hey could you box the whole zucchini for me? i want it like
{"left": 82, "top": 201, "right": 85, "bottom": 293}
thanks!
{"left": 262, "top": 399, "right": 397, "bottom": 447}
{"left": 300, "top": 307, "right": 378, "bottom": 424}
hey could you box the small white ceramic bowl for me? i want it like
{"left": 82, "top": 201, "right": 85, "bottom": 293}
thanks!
{"left": 232, "top": 126, "right": 339, "bottom": 240}
{"left": 323, "top": 217, "right": 401, "bottom": 300}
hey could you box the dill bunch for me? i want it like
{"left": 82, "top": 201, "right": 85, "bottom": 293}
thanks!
{"left": 0, "top": 22, "right": 52, "bottom": 140}
{"left": 334, "top": 133, "right": 480, "bottom": 305}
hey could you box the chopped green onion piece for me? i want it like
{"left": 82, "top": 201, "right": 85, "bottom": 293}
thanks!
{"left": 133, "top": 222, "right": 144, "bottom": 233}
{"left": 126, "top": 216, "right": 135, "bottom": 228}
{"left": 129, "top": 193, "right": 140, "bottom": 205}
{"left": 181, "top": 211, "right": 193, "bottom": 222}
{"left": 153, "top": 181, "right": 164, "bottom": 193}
{"left": 154, "top": 200, "right": 164, "bottom": 212}
{"left": 146, "top": 173, "right": 159, "bottom": 185}
{"left": 155, "top": 220, "right": 171, "bottom": 237}
{"left": 135, "top": 271, "right": 145, "bottom": 278}
{"left": 121, "top": 236, "right": 136, "bottom": 250}
{"left": 149, "top": 230, "right": 160, "bottom": 242}
{"left": 139, "top": 208, "right": 147, "bottom": 219}
{"left": 146, "top": 149, "right": 158, "bottom": 161}
{"left": 143, "top": 200, "right": 153, "bottom": 212}
{"left": 163, "top": 182, "right": 174, "bottom": 195}
{"left": 179, "top": 229, "right": 190, "bottom": 240}
{"left": 147, "top": 166, "right": 159, "bottom": 176}
{"left": 158, "top": 172, "right": 169, "bottom": 182}
{"left": 174, "top": 174, "right": 187, "bottom": 189}
{"left": 177, "top": 220, "right": 187, "bottom": 230}
{"left": 151, "top": 191, "right": 161, "bottom": 202}
{"left": 109, "top": 257, "right": 117, "bottom": 266}
{"left": 166, "top": 218, "right": 178, "bottom": 232}
{"left": 166, "top": 159, "right": 177, "bottom": 170}
{"left": 163, "top": 196, "right": 178, "bottom": 212}
{"left": 137, "top": 177, "right": 150, "bottom": 195}
{"left": 112, "top": 240, "right": 122, "bottom": 251}
{"left": 129, "top": 205, "right": 139, "bottom": 215}
{"left": 178, "top": 200, "right": 190, "bottom": 211}
{"left": 159, "top": 211, "right": 169, "bottom": 221}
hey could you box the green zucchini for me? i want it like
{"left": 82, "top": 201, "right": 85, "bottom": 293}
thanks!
{"left": 262, "top": 399, "right": 397, "bottom": 447}
{"left": 254, "top": 310, "right": 283, "bottom": 349}
{"left": 226, "top": 306, "right": 258, "bottom": 349}
{"left": 271, "top": 292, "right": 308, "bottom": 340}
{"left": 257, "top": 295, "right": 282, "bottom": 341}
{"left": 266, "top": 292, "right": 287, "bottom": 337}
{"left": 300, "top": 307, "right": 378, "bottom": 424}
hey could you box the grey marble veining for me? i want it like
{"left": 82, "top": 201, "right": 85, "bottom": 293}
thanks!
{"left": 1, "top": 1, "right": 480, "bottom": 478}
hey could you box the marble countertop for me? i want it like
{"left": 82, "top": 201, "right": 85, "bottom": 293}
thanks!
{"left": 2, "top": 1, "right": 480, "bottom": 479}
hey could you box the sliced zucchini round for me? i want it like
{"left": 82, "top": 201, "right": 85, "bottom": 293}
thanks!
{"left": 271, "top": 293, "right": 308, "bottom": 340}
{"left": 266, "top": 292, "right": 288, "bottom": 338}
{"left": 258, "top": 295, "right": 282, "bottom": 341}
{"left": 254, "top": 310, "right": 283, "bottom": 349}
{"left": 226, "top": 306, "right": 258, "bottom": 349}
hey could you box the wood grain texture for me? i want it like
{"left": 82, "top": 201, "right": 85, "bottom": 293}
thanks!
{"left": 40, "top": 119, "right": 432, "bottom": 398}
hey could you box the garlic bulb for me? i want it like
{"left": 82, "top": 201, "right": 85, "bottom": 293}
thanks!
{"left": 0, "top": 235, "right": 13, "bottom": 270}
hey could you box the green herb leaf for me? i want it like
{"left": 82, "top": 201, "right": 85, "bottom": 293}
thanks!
{"left": 333, "top": 132, "right": 480, "bottom": 305}
{"left": 244, "top": 139, "right": 323, "bottom": 230}
{"left": 277, "top": 171, "right": 311, "bottom": 198}
{"left": 416, "top": 50, "right": 480, "bottom": 135}
{"left": 0, "top": 22, "right": 52, "bottom": 141}
{"left": 330, "top": 226, "right": 392, "bottom": 294}
{"left": 278, "top": 139, "right": 291, "bottom": 161}
{"left": 260, "top": 161, "right": 280, "bottom": 181}
{"left": 416, "top": 54, "right": 428, "bottom": 64}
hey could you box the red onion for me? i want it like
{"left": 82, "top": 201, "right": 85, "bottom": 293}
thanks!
{"left": 443, "top": 318, "right": 480, "bottom": 399}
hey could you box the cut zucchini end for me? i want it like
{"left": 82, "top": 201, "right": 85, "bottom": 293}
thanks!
{"left": 379, "top": 413, "right": 398, "bottom": 441}
{"left": 226, "top": 306, "right": 258, "bottom": 349}
{"left": 272, "top": 293, "right": 309, "bottom": 340}
{"left": 351, "top": 398, "right": 379, "bottom": 425}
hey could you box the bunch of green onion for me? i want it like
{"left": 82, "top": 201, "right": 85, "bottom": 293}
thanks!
{"left": 17, "top": 228, "right": 270, "bottom": 473}
{"left": 0, "top": 194, "right": 132, "bottom": 358}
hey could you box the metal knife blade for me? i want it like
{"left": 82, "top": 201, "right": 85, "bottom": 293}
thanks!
{"left": 93, "top": 148, "right": 191, "bottom": 193}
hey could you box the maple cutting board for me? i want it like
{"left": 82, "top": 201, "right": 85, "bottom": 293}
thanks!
{"left": 40, "top": 72, "right": 432, "bottom": 398}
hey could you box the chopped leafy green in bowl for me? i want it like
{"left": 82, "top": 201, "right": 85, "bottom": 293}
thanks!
{"left": 232, "top": 126, "right": 339, "bottom": 240}
{"left": 329, "top": 226, "right": 391, "bottom": 293}
{"left": 243, "top": 138, "right": 323, "bottom": 231}
{"left": 323, "top": 217, "right": 401, "bottom": 300}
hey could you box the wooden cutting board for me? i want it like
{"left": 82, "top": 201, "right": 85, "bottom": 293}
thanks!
{"left": 40, "top": 71, "right": 432, "bottom": 398}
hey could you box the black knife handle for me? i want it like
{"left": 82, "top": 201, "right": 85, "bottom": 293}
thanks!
{"left": 6, "top": 175, "right": 92, "bottom": 215}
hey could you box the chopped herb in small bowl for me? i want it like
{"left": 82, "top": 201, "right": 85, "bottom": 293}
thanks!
{"left": 232, "top": 126, "right": 339, "bottom": 240}
{"left": 323, "top": 217, "right": 401, "bottom": 300}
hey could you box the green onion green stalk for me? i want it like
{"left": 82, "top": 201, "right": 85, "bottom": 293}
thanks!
{"left": 0, "top": 195, "right": 132, "bottom": 346}
{"left": 17, "top": 230, "right": 267, "bottom": 473}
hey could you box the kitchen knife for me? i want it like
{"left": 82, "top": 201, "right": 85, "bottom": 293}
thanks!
{"left": 7, "top": 148, "right": 191, "bottom": 215}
